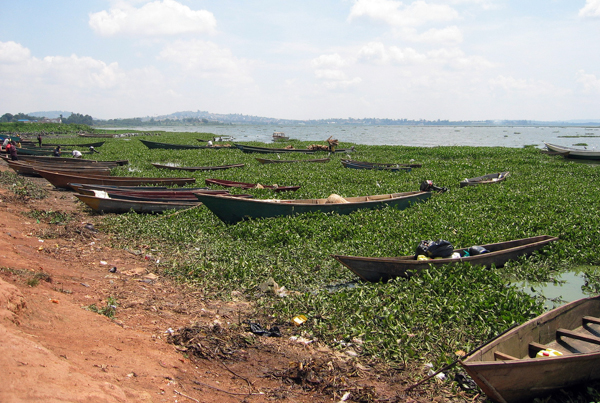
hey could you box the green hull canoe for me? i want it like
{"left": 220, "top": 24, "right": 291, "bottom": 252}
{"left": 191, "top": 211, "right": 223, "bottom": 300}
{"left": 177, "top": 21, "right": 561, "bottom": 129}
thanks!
{"left": 194, "top": 191, "right": 432, "bottom": 224}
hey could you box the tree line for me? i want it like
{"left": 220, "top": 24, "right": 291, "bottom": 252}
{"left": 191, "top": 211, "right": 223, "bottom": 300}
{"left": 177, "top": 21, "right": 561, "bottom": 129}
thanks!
{"left": 0, "top": 112, "right": 94, "bottom": 125}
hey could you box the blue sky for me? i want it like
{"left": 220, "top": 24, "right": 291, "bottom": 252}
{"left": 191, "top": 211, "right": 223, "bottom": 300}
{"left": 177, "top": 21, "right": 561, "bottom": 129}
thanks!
{"left": 0, "top": 0, "right": 599, "bottom": 120}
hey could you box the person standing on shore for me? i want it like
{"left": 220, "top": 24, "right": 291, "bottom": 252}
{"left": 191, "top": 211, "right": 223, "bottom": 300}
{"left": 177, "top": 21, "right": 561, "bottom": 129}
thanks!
{"left": 8, "top": 141, "right": 18, "bottom": 161}
{"left": 37, "top": 134, "right": 42, "bottom": 147}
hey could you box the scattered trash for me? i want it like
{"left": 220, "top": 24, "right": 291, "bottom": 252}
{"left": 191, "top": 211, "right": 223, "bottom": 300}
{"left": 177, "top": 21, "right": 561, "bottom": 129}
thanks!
{"left": 38, "top": 239, "right": 44, "bottom": 243}
{"left": 289, "top": 336, "right": 313, "bottom": 345}
{"left": 292, "top": 314, "right": 307, "bottom": 326}
{"left": 165, "top": 328, "right": 174, "bottom": 335}
{"left": 80, "top": 282, "right": 90, "bottom": 287}
{"left": 109, "top": 267, "right": 117, "bottom": 273}
{"left": 258, "top": 277, "right": 295, "bottom": 297}
{"left": 338, "top": 391, "right": 351, "bottom": 402}
{"left": 84, "top": 223, "right": 97, "bottom": 232}
{"left": 49, "top": 299, "right": 59, "bottom": 304}
{"left": 454, "top": 371, "right": 477, "bottom": 391}
{"left": 99, "top": 261, "right": 107, "bottom": 265}
{"left": 249, "top": 322, "right": 281, "bottom": 337}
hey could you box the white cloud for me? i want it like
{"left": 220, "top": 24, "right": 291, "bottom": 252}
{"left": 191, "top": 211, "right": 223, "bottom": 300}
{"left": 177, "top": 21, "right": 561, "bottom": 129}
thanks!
{"left": 348, "top": 0, "right": 460, "bottom": 27}
{"left": 357, "top": 42, "right": 491, "bottom": 69}
{"left": 312, "top": 53, "right": 348, "bottom": 68}
{"left": 158, "top": 39, "right": 252, "bottom": 85}
{"left": 0, "top": 40, "right": 169, "bottom": 118}
{"left": 579, "top": 0, "right": 600, "bottom": 17}
{"left": 576, "top": 70, "right": 600, "bottom": 93}
{"left": 357, "top": 42, "right": 390, "bottom": 64}
{"left": 0, "top": 41, "right": 31, "bottom": 63}
{"left": 488, "top": 75, "right": 559, "bottom": 96}
{"left": 402, "top": 26, "right": 463, "bottom": 44}
{"left": 89, "top": 0, "right": 217, "bottom": 37}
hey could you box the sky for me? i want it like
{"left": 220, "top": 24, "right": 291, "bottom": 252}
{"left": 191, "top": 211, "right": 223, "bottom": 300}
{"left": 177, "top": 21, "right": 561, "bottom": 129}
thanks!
{"left": 0, "top": 0, "right": 599, "bottom": 121}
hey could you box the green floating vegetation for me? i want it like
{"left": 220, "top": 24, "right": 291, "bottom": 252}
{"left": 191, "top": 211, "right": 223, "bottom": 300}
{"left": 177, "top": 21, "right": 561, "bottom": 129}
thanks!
{"left": 22, "top": 130, "right": 600, "bottom": 367}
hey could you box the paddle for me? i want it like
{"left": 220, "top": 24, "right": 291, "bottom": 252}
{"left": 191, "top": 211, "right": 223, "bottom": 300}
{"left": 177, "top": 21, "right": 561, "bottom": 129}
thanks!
{"left": 402, "top": 323, "right": 519, "bottom": 392}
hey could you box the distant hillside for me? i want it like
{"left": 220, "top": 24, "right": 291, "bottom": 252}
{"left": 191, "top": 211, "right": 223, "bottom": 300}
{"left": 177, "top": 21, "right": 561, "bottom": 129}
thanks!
{"left": 28, "top": 111, "right": 72, "bottom": 119}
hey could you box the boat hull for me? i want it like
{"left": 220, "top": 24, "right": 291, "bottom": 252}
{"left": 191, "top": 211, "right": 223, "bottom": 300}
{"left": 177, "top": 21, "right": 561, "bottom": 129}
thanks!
{"left": 461, "top": 296, "right": 600, "bottom": 403}
{"left": 75, "top": 194, "right": 199, "bottom": 214}
{"left": 235, "top": 144, "right": 354, "bottom": 154}
{"left": 255, "top": 157, "right": 330, "bottom": 164}
{"left": 205, "top": 178, "right": 300, "bottom": 192}
{"left": 332, "top": 235, "right": 558, "bottom": 282}
{"left": 36, "top": 169, "right": 195, "bottom": 190}
{"left": 151, "top": 163, "right": 244, "bottom": 171}
{"left": 194, "top": 191, "right": 431, "bottom": 224}
{"left": 544, "top": 143, "right": 600, "bottom": 160}
{"left": 341, "top": 160, "right": 411, "bottom": 172}
{"left": 460, "top": 172, "right": 510, "bottom": 187}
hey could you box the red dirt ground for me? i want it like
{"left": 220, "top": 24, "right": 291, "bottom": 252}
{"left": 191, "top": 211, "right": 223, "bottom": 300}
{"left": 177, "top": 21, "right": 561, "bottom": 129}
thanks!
{"left": 0, "top": 163, "right": 467, "bottom": 403}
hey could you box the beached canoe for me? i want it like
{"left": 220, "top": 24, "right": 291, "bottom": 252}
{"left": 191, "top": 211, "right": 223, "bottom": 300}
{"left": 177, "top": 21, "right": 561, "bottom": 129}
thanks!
{"left": 79, "top": 133, "right": 115, "bottom": 138}
{"left": 151, "top": 162, "right": 245, "bottom": 171}
{"left": 140, "top": 139, "right": 233, "bottom": 150}
{"left": 194, "top": 191, "right": 431, "bottom": 224}
{"left": 460, "top": 295, "right": 600, "bottom": 403}
{"left": 0, "top": 155, "right": 128, "bottom": 166}
{"left": 74, "top": 193, "right": 199, "bottom": 214}
{"left": 255, "top": 157, "right": 331, "bottom": 164}
{"left": 42, "top": 141, "right": 105, "bottom": 148}
{"left": 341, "top": 159, "right": 413, "bottom": 172}
{"left": 5, "top": 160, "right": 112, "bottom": 177}
{"left": 235, "top": 144, "right": 355, "bottom": 154}
{"left": 36, "top": 169, "right": 196, "bottom": 190}
{"left": 331, "top": 235, "right": 558, "bottom": 282}
{"left": 205, "top": 178, "right": 300, "bottom": 192}
{"left": 460, "top": 172, "right": 510, "bottom": 187}
{"left": 544, "top": 143, "right": 600, "bottom": 160}
{"left": 272, "top": 132, "right": 289, "bottom": 141}
{"left": 16, "top": 148, "right": 95, "bottom": 156}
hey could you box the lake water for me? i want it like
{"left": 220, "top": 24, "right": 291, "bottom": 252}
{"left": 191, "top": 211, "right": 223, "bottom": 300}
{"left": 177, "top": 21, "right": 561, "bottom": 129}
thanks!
{"left": 122, "top": 124, "right": 600, "bottom": 148}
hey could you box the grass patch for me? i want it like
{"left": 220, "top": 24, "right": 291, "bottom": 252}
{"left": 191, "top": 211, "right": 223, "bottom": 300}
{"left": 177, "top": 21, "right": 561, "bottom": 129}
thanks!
{"left": 0, "top": 171, "right": 47, "bottom": 200}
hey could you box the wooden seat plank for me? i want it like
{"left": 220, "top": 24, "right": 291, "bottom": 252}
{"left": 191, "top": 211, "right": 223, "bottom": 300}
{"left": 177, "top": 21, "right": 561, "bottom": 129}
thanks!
{"left": 583, "top": 316, "right": 600, "bottom": 326}
{"left": 494, "top": 351, "right": 519, "bottom": 361}
{"left": 557, "top": 328, "right": 600, "bottom": 345}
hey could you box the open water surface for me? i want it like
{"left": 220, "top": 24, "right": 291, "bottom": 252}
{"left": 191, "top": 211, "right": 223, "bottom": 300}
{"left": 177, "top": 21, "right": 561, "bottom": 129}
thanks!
{"left": 122, "top": 124, "right": 600, "bottom": 148}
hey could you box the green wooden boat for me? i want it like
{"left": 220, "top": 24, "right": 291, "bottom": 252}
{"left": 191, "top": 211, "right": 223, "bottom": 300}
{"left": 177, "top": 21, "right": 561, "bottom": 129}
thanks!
{"left": 140, "top": 139, "right": 233, "bottom": 150}
{"left": 194, "top": 191, "right": 432, "bottom": 224}
{"left": 16, "top": 148, "right": 94, "bottom": 156}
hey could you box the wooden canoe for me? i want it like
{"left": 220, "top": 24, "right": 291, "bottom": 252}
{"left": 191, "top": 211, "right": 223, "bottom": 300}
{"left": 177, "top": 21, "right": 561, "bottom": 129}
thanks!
{"left": 205, "top": 178, "right": 300, "bottom": 192}
{"left": 140, "top": 140, "right": 233, "bottom": 150}
{"left": 36, "top": 169, "right": 196, "bottom": 190}
{"left": 255, "top": 157, "right": 330, "bottom": 164}
{"left": 0, "top": 155, "right": 127, "bottom": 166}
{"left": 235, "top": 144, "right": 355, "bottom": 154}
{"left": 341, "top": 159, "right": 412, "bottom": 172}
{"left": 272, "top": 132, "right": 289, "bottom": 141}
{"left": 544, "top": 143, "right": 600, "bottom": 160}
{"left": 460, "top": 295, "right": 600, "bottom": 403}
{"left": 79, "top": 133, "right": 115, "bottom": 138}
{"left": 5, "top": 160, "right": 112, "bottom": 177}
{"left": 341, "top": 159, "right": 422, "bottom": 168}
{"left": 194, "top": 191, "right": 431, "bottom": 224}
{"left": 151, "top": 162, "right": 245, "bottom": 171}
{"left": 460, "top": 172, "right": 510, "bottom": 187}
{"left": 43, "top": 141, "right": 105, "bottom": 148}
{"left": 16, "top": 148, "right": 94, "bottom": 156}
{"left": 332, "top": 235, "right": 558, "bottom": 282}
{"left": 74, "top": 193, "right": 199, "bottom": 214}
